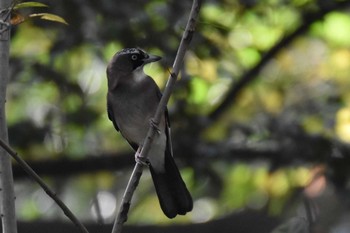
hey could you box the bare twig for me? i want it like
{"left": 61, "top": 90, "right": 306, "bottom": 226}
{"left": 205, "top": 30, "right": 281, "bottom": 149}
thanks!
{"left": 111, "top": 1, "right": 202, "bottom": 232}
{"left": 92, "top": 193, "right": 104, "bottom": 225}
{"left": 0, "top": 138, "right": 90, "bottom": 233}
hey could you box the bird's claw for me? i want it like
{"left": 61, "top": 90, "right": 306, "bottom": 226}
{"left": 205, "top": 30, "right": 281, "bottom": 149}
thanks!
{"left": 150, "top": 118, "right": 161, "bottom": 134}
{"left": 135, "top": 149, "right": 150, "bottom": 166}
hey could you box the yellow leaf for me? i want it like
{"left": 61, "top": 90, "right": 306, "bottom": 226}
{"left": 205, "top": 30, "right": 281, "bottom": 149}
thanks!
{"left": 335, "top": 107, "right": 350, "bottom": 142}
{"left": 29, "top": 13, "right": 68, "bottom": 25}
{"left": 14, "top": 1, "right": 48, "bottom": 10}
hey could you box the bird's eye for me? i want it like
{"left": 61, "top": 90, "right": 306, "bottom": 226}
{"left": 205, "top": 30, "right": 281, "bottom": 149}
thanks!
{"left": 131, "top": 55, "right": 138, "bottom": 61}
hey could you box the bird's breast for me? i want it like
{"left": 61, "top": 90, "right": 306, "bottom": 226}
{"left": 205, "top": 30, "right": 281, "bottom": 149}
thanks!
{"left": 109, "top": 81, "right": 161, "bottom": 145}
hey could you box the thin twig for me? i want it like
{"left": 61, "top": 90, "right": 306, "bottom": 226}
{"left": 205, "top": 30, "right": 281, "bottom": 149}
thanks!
{"left": 92, "top": 192, "right": 104, "bottom": 225}
{"left": 0, "top": 138, "right": 90, "bottom": 233}
{"left": 111, "top": 1, "right": 202, "bottom": 233}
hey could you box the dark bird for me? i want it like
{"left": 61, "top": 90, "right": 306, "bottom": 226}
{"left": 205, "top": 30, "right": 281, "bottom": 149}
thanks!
{"left": 106, "top": 48, "right": 193, "bottom": 218}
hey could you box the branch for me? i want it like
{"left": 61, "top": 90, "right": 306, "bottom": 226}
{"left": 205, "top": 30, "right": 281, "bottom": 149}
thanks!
{"left": 111, "top": 0, "right": 202, "bottom": 232}
{"left": 0, "top": 138, "right": 90, "bottom": 233}
{"left": 0, "top": 2, "right": 17, "bottom": 233}
{"left": 0, "top": 20, "right": 10, "bottom": 35}
{"left": 0, "top": 7, "right": 10, "bottom": 36}
{"left": 12, "top": 152, "right": 133, "bottom": 179}
{"left": 10, "top": 133, "right": 335, "bottom": 179}
{"left": 207, "top": 0, "right": 350, "bottom": 123}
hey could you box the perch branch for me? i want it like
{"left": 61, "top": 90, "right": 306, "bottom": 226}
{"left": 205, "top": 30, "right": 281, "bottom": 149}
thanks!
{"left": 111, "top": 1, "right": 202, "bottom": 233}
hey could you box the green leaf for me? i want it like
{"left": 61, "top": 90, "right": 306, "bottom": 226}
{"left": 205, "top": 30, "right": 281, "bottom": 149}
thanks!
{"left": 29, "top": 13, "right": 68, "bottom": 25}
{"left": 323, "top": 12, "right": 350, "bottom": 46}
{"left": 13, "top": 2, "right": 48, "bottom": 10}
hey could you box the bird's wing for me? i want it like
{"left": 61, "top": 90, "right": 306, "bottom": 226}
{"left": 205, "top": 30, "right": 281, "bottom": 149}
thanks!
{"left": 107, "top": 97, "right": 139, "bottom": 151}
{"left": 156, "top": 89, "right": 173, "bottom": 157}
{"left": 155, "top": 89, "right": 169, "bottom": 124}
{"left": 107, "top": 98, "right": 119, "bottom": 132}
{"left": 165, "top": 108, "right": 173, "bottom": 157}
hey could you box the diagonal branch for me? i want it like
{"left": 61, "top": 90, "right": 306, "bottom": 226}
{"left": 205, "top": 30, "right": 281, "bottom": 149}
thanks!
{"left": 0, "top": 138, "right": 90, "bottom": 233}
{"left": 111, "top": 0, "right": 202, "bottom": 232}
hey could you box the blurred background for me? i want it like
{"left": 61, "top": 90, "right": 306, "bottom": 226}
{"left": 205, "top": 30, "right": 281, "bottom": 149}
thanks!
{"left": 5, "top": 0, "right": 350, "bottom": 232}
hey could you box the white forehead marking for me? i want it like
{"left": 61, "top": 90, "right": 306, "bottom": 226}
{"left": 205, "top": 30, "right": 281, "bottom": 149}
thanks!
{"left": 117, "top": 48, "right": 145, "bottom": 56}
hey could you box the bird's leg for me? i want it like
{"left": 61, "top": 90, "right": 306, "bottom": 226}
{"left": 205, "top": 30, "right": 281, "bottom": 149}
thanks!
{"left": 149, "top": 118, "right": 161, "bottom": 134}
{"left": 135, "top": 147, "right": 150, "bottom": 166}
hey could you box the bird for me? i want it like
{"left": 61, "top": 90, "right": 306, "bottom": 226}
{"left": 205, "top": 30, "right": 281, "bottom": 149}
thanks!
{"left": 106, "top": 48, "right": 193, "bottom": 218}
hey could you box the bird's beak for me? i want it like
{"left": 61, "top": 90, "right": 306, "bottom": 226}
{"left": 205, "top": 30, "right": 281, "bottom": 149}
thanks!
{"left": 143, "top": 54, "right": 162, "bottom": 64}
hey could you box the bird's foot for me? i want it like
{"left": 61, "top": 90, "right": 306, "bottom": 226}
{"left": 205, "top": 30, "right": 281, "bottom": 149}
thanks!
{"left": 149, "top": 118, "right": 161, "bottom": 134}
{"left": 135, "top": 148, "right": 150, "bottom": 166}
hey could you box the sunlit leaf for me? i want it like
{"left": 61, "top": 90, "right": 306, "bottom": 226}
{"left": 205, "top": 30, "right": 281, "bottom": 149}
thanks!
{"left": 268, "top": 171, "right": 290, "bottom": 197}
{"left": 259, "top": 88, "right": 283, "bottom": 114}
{"left": 13, "top": 1, "right": 48, "bottom": 10}
{"left": 323, "top": 12, "right": 350, "bottom": 46}
{"left": 29, "top": 13, "right": 68, "bottom": 25}
{"left": 189, "top": 77, "right": 209, "bottom": 105}
{"left": 302, "top": 115, "right": 324, "bottom": 134}
{"left": 335, "top": 107, "right": 350, "bottom": 143}
{"left": 237, "top": 47, "right": 261, "bottom": 67}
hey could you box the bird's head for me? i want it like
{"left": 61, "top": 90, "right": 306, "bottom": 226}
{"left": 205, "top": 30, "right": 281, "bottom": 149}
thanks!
{"left": 107, "top": 48, "right": 161, "bottom": 75}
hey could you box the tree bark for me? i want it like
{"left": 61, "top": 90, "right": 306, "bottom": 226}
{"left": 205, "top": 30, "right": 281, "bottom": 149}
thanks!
{"left": 0, "top": 1, "right": 17, "bottom": 233}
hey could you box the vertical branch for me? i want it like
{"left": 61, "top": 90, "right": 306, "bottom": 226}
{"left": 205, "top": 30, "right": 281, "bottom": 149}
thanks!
{"left": 111, "top": 0, "right": 202, "bottom": 233}
{"left": 0, "top": 3, "right": 18, "bottom": 233}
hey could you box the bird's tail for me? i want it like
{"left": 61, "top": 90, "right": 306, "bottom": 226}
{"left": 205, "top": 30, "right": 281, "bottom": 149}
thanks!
{"left": 149, "top": 150, "right": 193, "bottom": 219}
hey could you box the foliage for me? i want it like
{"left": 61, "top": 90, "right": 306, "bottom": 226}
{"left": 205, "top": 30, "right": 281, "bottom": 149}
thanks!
{"left": 10, "top": 1, "right": 67, "bottom": 25}
{"left": 4, "top": 0, "right": 350, "bottom": 231}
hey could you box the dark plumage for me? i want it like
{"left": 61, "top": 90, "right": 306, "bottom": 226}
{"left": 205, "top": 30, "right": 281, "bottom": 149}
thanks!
{"left": 106, "top": 48, "right": 193, "bottom": 218}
